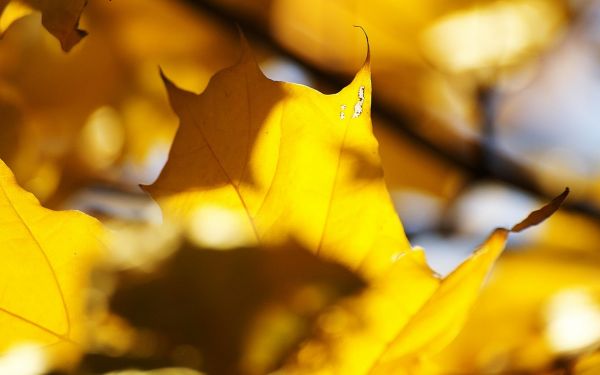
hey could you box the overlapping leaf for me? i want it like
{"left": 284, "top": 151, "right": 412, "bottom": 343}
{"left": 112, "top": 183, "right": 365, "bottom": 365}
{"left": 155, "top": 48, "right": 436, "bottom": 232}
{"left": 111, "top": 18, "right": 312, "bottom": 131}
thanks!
{"left": 0, "top": 159, "right": 103, "bottom": 367}
{"left": 144, "top": 39, "right": 567, "bottom": 373}
{"left": 0, "top": 0, "right": 243, "bottom": 204}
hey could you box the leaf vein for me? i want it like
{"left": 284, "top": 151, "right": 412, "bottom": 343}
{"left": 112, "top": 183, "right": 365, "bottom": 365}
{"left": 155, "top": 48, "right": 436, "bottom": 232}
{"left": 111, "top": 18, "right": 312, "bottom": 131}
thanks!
{"left": 253, "top": 100, "right": 284, "bottom": 222}
{"left": 182, "top": 101, "right": 261, "bottom": 243}
{"left": 0, "top": 181, "right": 71, "bottom": 336}
{"left": 315, "top": 113, "right": 351, "bottom": 255}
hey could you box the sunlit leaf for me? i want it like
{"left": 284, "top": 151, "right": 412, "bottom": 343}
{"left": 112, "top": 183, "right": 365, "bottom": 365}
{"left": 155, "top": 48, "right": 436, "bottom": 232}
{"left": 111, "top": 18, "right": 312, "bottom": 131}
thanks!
{"left": 0, "top": 159, "right": 103, "bottom": 368}
{"left": 146, "top": 37, "right": 412, "bottom": 279}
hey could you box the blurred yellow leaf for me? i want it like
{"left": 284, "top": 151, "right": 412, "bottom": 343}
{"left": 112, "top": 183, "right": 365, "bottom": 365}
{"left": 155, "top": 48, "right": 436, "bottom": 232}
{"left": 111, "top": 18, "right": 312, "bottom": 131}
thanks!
{"left": 146, "top": 39, "right": 567, "bottom": 373}
{"left": 0, "top": 0, "right": 87, "bottom": 51}
{"left": 0, "top": 159, "right": 103, "bottom": 368}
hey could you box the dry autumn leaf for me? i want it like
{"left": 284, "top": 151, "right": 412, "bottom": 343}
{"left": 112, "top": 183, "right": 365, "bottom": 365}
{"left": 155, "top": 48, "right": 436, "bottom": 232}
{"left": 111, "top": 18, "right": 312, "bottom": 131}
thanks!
{"left": 0, "top": 159, "right": 103, "bottom": 368}
{"left": 145, "top": 37, "right": 568, "bottom": 374}
{"left": 0, "top": 0, "right": 87, "bottom": 51}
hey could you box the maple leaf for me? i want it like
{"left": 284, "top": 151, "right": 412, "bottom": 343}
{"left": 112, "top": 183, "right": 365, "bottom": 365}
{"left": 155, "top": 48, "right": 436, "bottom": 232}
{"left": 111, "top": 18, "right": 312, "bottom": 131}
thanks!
{"left": 145, "top": 38, "right": 567, "bottom": 374}
{"left": 146, "top": 37, "right": 411, "bottom": 279}
{"left": 0, "top": 0, "right": 87, "bottom": 51}
{"left": 0, "top": 159, "right": 103, "bottom": 368}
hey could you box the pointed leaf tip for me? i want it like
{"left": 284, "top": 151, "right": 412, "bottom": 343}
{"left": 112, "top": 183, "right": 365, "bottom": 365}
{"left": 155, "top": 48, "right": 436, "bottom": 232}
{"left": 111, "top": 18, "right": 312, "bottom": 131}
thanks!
{"left": 235, "top": 23, "right": 246, "bottom": 44}
{"left": 158, "top": 68, "right": 189, "bottom": 110}
{"left": 158, "top": 67, "right": 174, "bottom": 88}
{"left": 159, "top": 68, "right": 176, "bottom": 98}
{"left": 235, "top": 26, "right": 255, "bottom": 63}
{"left": 353, "top": 25, "right": 371, "bottom": 70}
{"left": 511, "top": 187, "right": 569, "bottom": 233}
{"left": 59, "top": 28, "right": 87, "bottom": 52}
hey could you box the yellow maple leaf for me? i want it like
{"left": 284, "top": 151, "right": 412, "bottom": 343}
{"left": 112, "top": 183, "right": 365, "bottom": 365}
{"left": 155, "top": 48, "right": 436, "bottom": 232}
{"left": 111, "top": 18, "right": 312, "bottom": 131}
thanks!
{"left": 145, "top": 38, "right": 567, "bottom": 373}
{"left": 0, "top": 159, "right": 103, "bottom": 368}
{"left": 146, "top": 37, "right": 410, "bottom": 279}
{"left": 0, "top": 0, "right": 87, "bottom": 51}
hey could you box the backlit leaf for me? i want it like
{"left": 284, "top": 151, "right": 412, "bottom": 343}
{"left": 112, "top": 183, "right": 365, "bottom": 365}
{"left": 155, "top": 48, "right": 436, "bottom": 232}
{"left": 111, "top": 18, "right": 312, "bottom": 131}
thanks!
{"left": 0, "top": 159, "right": 103, "bottom": 367}
{"left": 146, "top": 37, "right": 413, "bottom": 279}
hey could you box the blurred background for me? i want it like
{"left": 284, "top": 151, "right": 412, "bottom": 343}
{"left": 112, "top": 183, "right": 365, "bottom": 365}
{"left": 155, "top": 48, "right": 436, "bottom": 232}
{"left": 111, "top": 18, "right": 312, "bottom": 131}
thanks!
{"left": 1, "top": 0, "right": 600, "bottom": 373}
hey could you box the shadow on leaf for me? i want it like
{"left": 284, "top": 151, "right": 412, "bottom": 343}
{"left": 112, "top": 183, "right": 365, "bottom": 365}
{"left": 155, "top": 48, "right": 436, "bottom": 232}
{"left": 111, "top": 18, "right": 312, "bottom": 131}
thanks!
{"left": 80, "top": 241, "right": 365, "bottom": 375}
